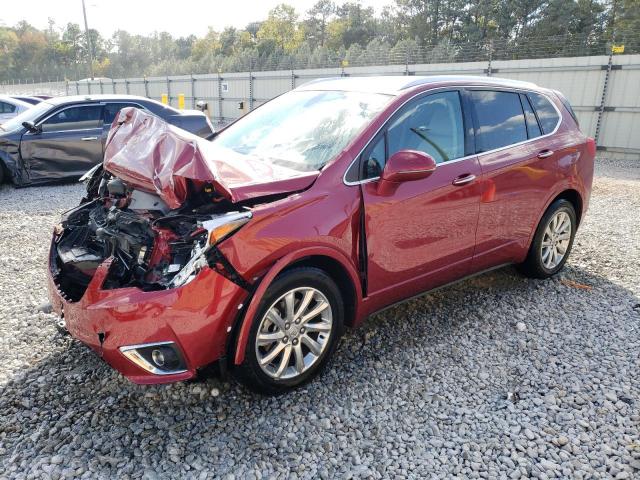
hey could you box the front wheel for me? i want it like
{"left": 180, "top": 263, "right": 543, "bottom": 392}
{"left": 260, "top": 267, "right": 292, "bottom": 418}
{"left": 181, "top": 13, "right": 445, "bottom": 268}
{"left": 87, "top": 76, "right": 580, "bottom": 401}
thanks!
{"left": 518, "top": 199, "right": 577, "bottom": 279}
{"left": 232, "top": 267, "right": 344, "bottom": 395}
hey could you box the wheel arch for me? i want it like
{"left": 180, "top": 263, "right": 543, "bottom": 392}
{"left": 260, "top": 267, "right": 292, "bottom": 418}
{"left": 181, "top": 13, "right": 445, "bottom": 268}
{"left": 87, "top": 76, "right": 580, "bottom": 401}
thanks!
{"left": 231, "top": 246, "right": 363, "bottom": 366}
{"left": 553, "top": 188, "right": 583, "bottom": 226}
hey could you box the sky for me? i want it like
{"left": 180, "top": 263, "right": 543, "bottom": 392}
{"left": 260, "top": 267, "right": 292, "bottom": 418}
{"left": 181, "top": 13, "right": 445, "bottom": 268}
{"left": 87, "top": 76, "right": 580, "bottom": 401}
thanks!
{"left": 0, "top": 0, "right": 392, "bottom": 38}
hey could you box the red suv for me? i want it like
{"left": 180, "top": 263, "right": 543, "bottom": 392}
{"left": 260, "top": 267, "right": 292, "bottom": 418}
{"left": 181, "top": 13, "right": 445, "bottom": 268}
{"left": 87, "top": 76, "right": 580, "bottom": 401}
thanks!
{"left": 48, "top": 76, "right": 595, "bottom": 394}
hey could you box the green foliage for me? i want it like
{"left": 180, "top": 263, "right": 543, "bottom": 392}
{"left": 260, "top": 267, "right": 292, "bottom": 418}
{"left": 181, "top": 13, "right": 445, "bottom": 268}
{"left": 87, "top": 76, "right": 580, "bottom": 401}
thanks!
{"left": 0, "top": 1, "right": 632, "bottom": 82}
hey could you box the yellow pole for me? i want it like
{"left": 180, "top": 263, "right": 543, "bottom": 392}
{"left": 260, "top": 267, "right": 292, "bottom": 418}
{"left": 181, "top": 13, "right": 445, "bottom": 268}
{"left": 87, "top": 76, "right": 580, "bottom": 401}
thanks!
{"left": 161, "top": 93, "right": 168, "bottom": 105}
{"left": 178, "top": 93, "right": 185, "bottom": 110}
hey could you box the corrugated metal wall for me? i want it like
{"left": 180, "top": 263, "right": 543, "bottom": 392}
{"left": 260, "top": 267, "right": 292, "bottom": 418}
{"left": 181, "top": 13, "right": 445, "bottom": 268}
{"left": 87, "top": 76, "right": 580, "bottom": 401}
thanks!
{"left": 2, "top": 54, "right": 639, "bottom": 159}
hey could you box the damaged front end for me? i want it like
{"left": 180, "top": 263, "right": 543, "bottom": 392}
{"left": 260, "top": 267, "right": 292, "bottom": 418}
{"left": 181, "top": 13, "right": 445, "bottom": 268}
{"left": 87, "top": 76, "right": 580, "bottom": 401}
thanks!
{"left": 51, "top": 170, "right": 251, "bottom": 302}
{"left": 46, "top": 107, "right": 322, "bottom": 383}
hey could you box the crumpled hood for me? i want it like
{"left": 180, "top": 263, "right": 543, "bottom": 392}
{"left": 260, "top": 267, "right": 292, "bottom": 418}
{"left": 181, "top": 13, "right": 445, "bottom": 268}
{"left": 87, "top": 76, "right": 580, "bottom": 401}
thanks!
{"left": 104, "top": 107, "right": 319, "bottom": 209}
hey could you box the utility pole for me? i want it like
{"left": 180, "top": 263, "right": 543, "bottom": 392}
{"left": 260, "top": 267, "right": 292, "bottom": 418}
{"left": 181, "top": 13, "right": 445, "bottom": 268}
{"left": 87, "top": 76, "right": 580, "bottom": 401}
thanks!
{"left": 82, "top": 0, "right": 94, "bottom": 80}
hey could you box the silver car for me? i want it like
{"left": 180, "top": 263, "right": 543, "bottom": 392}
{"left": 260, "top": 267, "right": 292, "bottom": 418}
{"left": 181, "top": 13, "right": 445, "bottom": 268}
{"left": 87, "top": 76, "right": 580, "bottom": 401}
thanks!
{"left": 0, "top": 95, "right": 32, "bottom": 123}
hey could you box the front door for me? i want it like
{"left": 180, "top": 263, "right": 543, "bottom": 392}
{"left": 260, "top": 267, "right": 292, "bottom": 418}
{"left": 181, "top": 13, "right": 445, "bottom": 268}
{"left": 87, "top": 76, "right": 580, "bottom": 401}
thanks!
{"left": 20, "top": 103, "right": 104, "bottom": 183}
{"left": 360, "top": 90, "right": 482, "bottom": 301}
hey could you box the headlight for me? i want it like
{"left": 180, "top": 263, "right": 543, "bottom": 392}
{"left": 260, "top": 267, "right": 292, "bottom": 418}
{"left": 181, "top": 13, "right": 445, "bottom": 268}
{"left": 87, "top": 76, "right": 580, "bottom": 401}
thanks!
{"left": 169, "top": 211, "right": 251, "bottom": 288}
{"left": 202, "top": 211, "right": 252, "bottom": 246}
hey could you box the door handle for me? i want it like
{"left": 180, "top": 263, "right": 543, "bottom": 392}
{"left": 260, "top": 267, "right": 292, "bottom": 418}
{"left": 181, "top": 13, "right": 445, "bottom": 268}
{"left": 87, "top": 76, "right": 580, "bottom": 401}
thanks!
{"left": 452, "top": 174, "right": 476, "bottom": 186}
{"left": 80, "top": 136, "right": 98, "bottom": 141}
{"left": 537, "top": 149, "right": 554, "bottom": 159}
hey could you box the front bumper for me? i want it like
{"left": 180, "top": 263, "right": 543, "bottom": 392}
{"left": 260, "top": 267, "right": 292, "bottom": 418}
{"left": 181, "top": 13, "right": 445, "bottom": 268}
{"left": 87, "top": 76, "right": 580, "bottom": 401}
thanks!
{"left": 47, "top": 243, "right": 247, "bottom": 384}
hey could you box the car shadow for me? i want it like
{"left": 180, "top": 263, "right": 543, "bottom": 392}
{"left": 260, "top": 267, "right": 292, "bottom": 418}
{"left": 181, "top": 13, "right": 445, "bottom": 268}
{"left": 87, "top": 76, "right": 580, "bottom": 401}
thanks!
{"left": 1, "top": 264, "right": 638, "bottom": 475}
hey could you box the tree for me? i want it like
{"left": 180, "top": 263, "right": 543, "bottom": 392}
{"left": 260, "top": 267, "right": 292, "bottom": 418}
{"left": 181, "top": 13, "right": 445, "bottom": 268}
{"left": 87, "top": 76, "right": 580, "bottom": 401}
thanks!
{"left": 257, "top": 4, "right": 304, "bottom": 52}
{"left": 304, "top": 0, "right": 336, "bottom": 49}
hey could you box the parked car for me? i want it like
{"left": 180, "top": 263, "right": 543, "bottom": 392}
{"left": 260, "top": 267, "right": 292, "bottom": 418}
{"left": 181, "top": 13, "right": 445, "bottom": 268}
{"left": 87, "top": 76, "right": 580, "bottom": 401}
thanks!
{"left": 11, "top": 95, "right": 44, "bottom": 105}
{"left": 0, "top": 95, "right": 33, "bottom": 123}
{"left": 47, "top": 76, "right": 595, "bottom": 394}
{"left": 0, "top": 94, "right": 215, "bottom": 186}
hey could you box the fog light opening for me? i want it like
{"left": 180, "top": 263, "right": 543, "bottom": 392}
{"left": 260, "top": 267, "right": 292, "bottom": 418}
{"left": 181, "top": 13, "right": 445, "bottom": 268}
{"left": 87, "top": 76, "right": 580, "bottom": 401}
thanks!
{"left": 151, "top": 349, "right": 165, "bottom": 367}
{"left": 119, "top": 341, "right": 187, "bottom": 375}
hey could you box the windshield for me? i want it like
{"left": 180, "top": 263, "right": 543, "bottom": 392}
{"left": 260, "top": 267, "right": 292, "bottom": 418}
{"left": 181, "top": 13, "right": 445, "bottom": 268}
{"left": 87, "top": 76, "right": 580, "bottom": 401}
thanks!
{"left": 212, "top": 90, "right": 391, "bottom": 172}
{"left": 0, "top": 101, "right": 53, "bottom": 132}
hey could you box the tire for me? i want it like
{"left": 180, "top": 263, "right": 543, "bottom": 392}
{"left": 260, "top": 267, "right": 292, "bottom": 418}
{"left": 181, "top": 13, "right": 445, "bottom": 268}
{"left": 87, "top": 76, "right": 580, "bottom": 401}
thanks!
{"left": 518, "top": 199, "right": 577, "bottom": 279}
{"left": 0, "top": 161, "right": 5, "bottom": 184}
{"left": 232, "top": 267, "right": 344, "bottom": 395}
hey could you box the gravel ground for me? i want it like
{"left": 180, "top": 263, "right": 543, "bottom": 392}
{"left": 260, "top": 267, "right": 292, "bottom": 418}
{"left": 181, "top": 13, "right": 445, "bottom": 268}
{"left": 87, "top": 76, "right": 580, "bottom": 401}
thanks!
{"left": 0, "top": 158, "right": 639, "bottom": 479}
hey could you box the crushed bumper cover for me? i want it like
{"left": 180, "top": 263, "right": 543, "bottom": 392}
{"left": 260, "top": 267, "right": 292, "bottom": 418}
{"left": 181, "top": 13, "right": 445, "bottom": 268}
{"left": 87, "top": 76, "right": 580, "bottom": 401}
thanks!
{"left": 47, "top": 247, "right": 247, "bottom": 384}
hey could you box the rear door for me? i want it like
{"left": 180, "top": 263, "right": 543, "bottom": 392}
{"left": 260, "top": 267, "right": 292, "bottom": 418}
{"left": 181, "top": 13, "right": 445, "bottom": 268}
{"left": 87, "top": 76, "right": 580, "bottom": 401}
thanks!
{"left": 20, "top": 103, "right": 105, "bottom": 183}
{"left": 469, "top": 89, "right": 562, "bottom": 272}
{"left": 0, "top": 101, "right": 17, "bottom": 122}
{"left": 102, "top": 102, "right": 145, "bottom": 143}
{"left": 359, "top": 90, "right": 482, "bottom": 301}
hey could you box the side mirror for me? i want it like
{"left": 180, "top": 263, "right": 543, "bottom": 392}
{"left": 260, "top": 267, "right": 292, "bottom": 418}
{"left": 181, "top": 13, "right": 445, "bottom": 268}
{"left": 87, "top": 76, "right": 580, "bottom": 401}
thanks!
{"left": 381, "top": 150, "right": 437, "bottom": 183}
{"left": 22, "top": 121, "right": 41, "bottom": 134}
{"left": 195, "top": 100, "right": 208, "bottom": 112}
{"left": 377, "top": 150, "right": 437, "bottom": 195}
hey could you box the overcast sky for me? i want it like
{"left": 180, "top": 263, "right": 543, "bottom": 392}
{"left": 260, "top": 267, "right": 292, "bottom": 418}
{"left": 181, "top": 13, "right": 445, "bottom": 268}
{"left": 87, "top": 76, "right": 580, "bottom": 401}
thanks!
{"left": 0, "top": 0, "right": 392, "bottom": 38}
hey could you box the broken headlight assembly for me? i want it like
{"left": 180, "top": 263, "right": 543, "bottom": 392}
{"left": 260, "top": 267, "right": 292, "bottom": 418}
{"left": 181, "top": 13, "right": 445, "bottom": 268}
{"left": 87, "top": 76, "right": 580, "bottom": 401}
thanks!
{"left": 169, "top": 211, "right": 252, "bottom": 288}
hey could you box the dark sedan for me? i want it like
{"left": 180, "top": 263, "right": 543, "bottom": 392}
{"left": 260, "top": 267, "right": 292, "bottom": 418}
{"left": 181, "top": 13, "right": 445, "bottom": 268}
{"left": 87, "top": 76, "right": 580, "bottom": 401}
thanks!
{"left": 0, "top": 94, "right": 215, "bottom": 186}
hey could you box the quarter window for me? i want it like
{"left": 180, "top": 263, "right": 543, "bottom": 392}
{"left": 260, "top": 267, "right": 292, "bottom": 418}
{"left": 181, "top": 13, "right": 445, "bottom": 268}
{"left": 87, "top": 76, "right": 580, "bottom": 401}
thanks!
{"left": 471, "top": 90, "right": 527, "bottom": 152}
{"left": 387, "top": 91, "right": 465, "bottom": 164}
{"left": 41, "top": 105, "right": 103, "bottom": 132}
{"left": 362, "top": 134, "right": 386, "bottom": 179}
{"left": 528, "top": 92, "right": 560, "bottom": 134}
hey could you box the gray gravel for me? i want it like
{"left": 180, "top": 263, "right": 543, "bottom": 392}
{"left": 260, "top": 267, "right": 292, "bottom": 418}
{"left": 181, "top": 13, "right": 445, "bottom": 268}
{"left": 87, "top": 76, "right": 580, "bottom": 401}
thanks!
{"left": 1, "top": 158, "right": 639, "bottom": 479}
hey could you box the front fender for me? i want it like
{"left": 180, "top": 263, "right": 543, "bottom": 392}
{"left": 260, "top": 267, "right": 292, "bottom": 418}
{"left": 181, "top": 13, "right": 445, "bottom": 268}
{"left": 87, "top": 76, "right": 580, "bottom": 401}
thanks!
{"left": 232, "top": 245, "right": 363, "bottom": 365}
{"left": 0, "top": 145, "right": 26, "bottom": 185}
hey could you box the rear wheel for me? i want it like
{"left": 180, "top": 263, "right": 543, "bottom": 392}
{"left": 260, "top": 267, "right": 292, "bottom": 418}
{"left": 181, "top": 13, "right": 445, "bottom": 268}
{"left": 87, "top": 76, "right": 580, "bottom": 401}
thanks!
{"left": 0, "top": 162, "right": 5, "bottom": 184}
{"left": 233, "top": 267, "right": 344, "bottom": 394}
{"left": 518, "top": 199, "right": 577, "bottom": 279}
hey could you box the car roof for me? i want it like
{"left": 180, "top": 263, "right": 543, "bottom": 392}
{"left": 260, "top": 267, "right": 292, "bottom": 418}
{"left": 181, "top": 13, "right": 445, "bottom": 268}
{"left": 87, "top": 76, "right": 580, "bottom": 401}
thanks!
{"left": 297, "top": 75, "right": 539, "bottom": 95}
{"left": 0, "top": 95, "right": 33, "bottom": 108}
{"left": 45, "top": 94, "right": 158, "bottom": 106}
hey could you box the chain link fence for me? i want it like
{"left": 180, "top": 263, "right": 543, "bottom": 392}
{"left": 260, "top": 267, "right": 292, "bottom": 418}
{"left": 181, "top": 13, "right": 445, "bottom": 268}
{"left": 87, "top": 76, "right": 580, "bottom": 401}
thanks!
{"left": 0, "top": 33, "right": 638, "bottom": 159}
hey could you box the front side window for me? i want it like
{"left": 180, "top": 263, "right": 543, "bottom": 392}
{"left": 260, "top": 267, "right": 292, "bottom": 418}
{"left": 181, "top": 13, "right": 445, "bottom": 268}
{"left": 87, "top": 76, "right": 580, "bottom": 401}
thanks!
{"left": 528, "top": 92, "right": 560, "bottom": 134}
{"left": 212, "top": 90, "right": 391, "bottom": 172}
{"left": 387, "top": 91, "right": 465, "bottom": 164}
{"left": 41, "top": 105, "right": 103, "bottom": 132}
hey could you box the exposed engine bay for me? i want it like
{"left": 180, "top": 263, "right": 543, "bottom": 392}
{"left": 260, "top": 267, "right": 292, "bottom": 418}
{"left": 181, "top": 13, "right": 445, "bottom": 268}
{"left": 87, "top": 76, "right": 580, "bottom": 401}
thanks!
{"left": 51, "top": 166, "right": 252, "bottom": 302}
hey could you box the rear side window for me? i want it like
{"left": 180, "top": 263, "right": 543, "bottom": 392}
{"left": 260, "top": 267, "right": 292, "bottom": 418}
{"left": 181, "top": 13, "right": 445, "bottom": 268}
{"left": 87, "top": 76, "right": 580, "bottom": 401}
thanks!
{"left": 104, "top": 103, "right": 141, "bottom": 124}
{"left": 527, "top": 93, "right": 560, "bottom": 134}
{"left": 520, "top": 94, "right": 542, "bottom": 139}
{"left": 0, "top": 101, "right": 16, "bottom": 114}
{"left": 471, "top": 90, "right": 527, "bottom": 152}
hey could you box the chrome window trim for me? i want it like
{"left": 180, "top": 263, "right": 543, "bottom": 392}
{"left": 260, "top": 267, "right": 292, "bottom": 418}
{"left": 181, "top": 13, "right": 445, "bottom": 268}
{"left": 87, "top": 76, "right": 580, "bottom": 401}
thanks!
{"left": 343, "top": 84, "right": 563, "bottom": 186}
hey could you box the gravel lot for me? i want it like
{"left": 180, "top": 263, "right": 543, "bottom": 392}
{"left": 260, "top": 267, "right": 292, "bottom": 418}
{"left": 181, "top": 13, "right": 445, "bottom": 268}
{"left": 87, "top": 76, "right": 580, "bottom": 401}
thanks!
{"left": 1, "top": 159, "right": 639, "bottom": 479}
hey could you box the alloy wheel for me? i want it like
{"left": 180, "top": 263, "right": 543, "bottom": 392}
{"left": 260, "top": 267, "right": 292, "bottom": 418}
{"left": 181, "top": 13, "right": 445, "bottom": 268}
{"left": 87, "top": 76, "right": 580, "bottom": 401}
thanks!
{"left": 540, "top": 210, "right": 572, "bottom": 270}
{"left": 255, "top": 287, "right": 333, "bottom": 380}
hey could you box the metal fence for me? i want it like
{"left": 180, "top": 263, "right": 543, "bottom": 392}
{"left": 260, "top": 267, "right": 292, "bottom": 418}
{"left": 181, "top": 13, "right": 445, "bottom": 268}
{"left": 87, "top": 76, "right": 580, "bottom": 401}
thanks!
{"left": 1, "top": 52, "right": 639, "bottom": 160}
